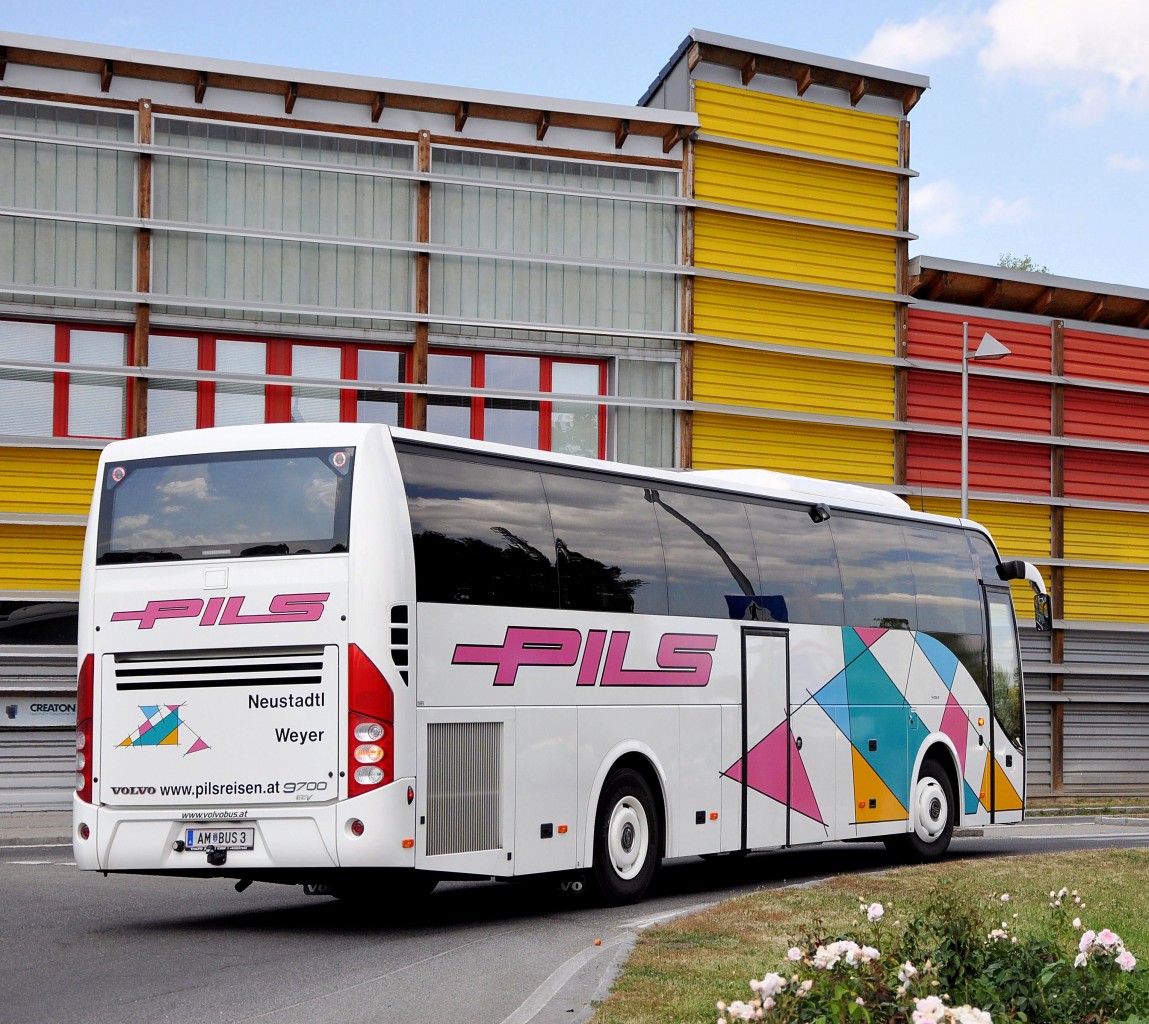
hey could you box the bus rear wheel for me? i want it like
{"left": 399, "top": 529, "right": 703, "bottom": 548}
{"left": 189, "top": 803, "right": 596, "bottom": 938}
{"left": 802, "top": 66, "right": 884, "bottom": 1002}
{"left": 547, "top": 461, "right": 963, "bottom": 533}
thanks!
{"left": 592, "top": 768, "right": 661, "bottom": 905}
{"left": 885, "top": 757, "right": 955, "bottom": 861}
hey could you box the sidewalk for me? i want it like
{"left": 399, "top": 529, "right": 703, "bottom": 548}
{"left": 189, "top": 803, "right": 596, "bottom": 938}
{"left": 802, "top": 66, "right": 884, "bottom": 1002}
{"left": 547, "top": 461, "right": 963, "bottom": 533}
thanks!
{"left": 0, "top": 810, "right": 72, "bottom": 846}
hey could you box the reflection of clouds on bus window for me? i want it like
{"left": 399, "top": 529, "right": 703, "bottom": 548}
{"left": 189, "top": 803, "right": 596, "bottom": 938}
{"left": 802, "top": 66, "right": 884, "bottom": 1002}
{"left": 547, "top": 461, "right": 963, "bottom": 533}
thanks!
{"left": 305, "top": 472, "right": 337, "bottom": 512}
{"left": 158, "top": 475, "right": 210, "bottom": 501}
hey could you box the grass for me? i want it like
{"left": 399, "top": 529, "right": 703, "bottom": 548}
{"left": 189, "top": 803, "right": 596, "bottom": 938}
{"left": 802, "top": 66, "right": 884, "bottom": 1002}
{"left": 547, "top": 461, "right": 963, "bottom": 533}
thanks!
{"left": 589, "top": 849, "right": 1149, "bottom": 1024}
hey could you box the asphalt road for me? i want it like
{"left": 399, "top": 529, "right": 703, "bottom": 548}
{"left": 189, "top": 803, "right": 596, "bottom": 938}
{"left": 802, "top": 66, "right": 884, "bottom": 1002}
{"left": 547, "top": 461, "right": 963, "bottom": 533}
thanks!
{"left": 3, "top": 819, "right": 1149, "bottom": 1024}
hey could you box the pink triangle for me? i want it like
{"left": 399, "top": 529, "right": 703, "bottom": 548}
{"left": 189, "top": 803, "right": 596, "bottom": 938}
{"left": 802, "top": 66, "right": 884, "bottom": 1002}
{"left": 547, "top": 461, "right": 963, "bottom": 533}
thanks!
{"left": 940, "top": 693, "right": 970, "bottom": 775}
{"left": 855, "top": 627, "right": 888, "bottom": 648}
{"left": 724, "top": 723, "right": 825, "bottom": 825}
{"left": 167, "top": 704, "right": 182, "bottom": 713}
{"left": 186, "top": 737, "right": 210, "bottom": 754}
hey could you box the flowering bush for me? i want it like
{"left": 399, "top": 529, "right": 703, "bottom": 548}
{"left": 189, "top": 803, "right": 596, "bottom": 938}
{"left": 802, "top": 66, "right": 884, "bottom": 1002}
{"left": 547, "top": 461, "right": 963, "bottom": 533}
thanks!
{"left": 716, "top": 888, "right": 1149, "bottom": 1024}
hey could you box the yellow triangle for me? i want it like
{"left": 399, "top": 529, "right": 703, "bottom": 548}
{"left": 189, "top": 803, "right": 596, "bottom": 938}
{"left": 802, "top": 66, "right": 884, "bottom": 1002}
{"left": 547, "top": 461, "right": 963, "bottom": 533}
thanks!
{"left": 159, "top": 730, "right": 179, "bottom": 746}
{"left": 852, "top": 747, "right": 907, "bottom": 823}
{"left": 978, "top": 750, "right": 992, "bottom": 808}
{"left": 118, "top": 736, "right": 132, "bottom": 747}
{"left": 993, "top": 759, "right": 1024, "bottom": 811}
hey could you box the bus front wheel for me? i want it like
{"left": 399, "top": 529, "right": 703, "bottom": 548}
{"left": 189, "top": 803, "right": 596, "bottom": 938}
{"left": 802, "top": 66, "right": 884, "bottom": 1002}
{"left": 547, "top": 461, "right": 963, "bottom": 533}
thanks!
{"left": 885, "top": 757, "right": 955, "bottom": 861}
{"left": 592, "top": 768, "right": 661, "bottom": 905}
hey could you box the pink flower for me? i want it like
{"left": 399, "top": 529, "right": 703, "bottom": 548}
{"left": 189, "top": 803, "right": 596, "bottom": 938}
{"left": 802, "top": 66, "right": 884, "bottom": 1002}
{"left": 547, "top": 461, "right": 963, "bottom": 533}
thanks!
{"left": 1116, "top": 950, "right": 1137, "bottom": 972}
{"left": 867, "top": 901, "right": 884, "bottom": 922}
{"left": 1079, "top": 930, "right": 1097, "bottom": 953}
{"left": 755, "top": 973, "right": 786, "bottom": 998}
{"left": 786, "top": 947, "right": 803, "bottom": 962}
{"left": 1096, "top": 928, "right": 1120, "bottom": 949}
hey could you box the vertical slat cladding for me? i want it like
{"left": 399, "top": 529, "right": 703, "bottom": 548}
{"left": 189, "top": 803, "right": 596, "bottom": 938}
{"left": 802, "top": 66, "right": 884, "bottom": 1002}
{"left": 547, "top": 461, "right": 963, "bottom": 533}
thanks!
{"left": 918, "top": 498, "right": 1052, "bottom": 558}
{"left": 906, "top": 309, "right": 1052, "bottom": 373}
{"left": 907, "top": 370, "right": 1051, "bottom": 434}
{"left": 1065, "top": 326, "right": 1149, "bottom": 385}
{"left": 1062, "top": 568, "right": 1149, "bottom": 622}
{"left": 694, "top": 144, "right": 898, "bottom": 229}
{"left": 1064, "top": 448, "right": 1149, "bottom": 504}
{"left": 1064, "top": 386, "right": 1149, "bottom": 444}
{"left": 692, "top": 413, "right": 894, "bottom": 482}
{"left": 694, "top": 278, "right": 896, "bottom": 356}
{"left": 0, "top": 524, "right": 85, "bottom": 590}
{"left": 1064, "top": 508, "right": 1149, "bottom": 563}
{"left": 693, "top": 209, "right": 897, "bottom": 294}
{"left": 1064, "top": 629, "right": 1149, "bottom": 665}
{"left": 0, "top": 448, "right": 100, "bottom": 515}
{"left": 694, "top": 346, "right": 894, "bottom": 420}
{"left": 426, "top": 721, "right": 502, "bottom": 856}
{"left": 693, "top": 81, "right": 902, "bottom": 166}
{"left": 906, "top": 435, "right": 1051, "bottom": 494}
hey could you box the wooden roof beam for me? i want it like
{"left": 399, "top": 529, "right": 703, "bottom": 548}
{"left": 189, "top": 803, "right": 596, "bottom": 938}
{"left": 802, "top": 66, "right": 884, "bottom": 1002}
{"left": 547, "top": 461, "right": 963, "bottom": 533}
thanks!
{"left": 662, "top": 124, "right": 688, "bottom": 154}
{"left": 686, "top": 41, "right": 703, "bottom": 71}
{"left": 455, "top": 101, "right": 469, "bottom": 132}
{"left": 923, "top": 270, "right": 948, "bottom": 302}
{"left": 795, "top": 65, "right": 813, "bottom": 96}
{"left": 740, "top": 55, "right": 758, "bottom": 86}
{"left": 849, "top": 76, "right": 867, "bottom": 107}
{"left": 614, "top": 119, "right": 630, "bottom": 150}
{"left": 979, "top": 278, "right": 1004, "bottom": 308}
{"left": 194, "top": 71, "right": 207, "bottom": 104}
{"left": 0, "top": 47, "right": 8, "bottom": 81}
{"left": 901, "top": 86, "right": 923, "bottom": 115}
{"left": 101, "top": 59, "right": 113, "bottom": 93}
{"left": 536, "top": 110, "right": 550, "bottom": 141}
{"left": 284, "top": 81, "right": 298, "bottom": 114}
{"left": 1081, "top": 294, "right": 1106, "bottom": 321}
{"left": 371, "top": 92, "right": 385, "bottom": 123}
{"left": 1133, "top": 304, "right": 1149, "bottom": 331}
{"left": 1029, "top": 287, "right": 1055, "bottom": 316}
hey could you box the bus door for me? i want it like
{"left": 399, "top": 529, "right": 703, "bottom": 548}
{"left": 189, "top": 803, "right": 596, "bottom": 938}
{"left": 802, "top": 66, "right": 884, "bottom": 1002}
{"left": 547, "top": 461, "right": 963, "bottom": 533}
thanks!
{"left": 982, "top": 585, "right": 1026, "bottom": 822}
{"left": 739, "top": 628, "right": 790, "bottom": 850}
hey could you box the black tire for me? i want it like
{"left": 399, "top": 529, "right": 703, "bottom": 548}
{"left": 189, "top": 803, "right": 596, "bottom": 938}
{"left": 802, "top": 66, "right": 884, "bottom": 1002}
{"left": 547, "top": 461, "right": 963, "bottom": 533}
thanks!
{"left": 884, "top": 756, "right": 955, "bottom": 861}
{"left": 591, "top": 768, "right": 661, "bottom": 905}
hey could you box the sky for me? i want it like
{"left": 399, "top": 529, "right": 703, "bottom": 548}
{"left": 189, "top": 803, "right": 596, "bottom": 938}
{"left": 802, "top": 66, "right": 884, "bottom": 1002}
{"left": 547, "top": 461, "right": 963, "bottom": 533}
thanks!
{"left": 4, "top": 0, "right": 1149, "bottom": 290}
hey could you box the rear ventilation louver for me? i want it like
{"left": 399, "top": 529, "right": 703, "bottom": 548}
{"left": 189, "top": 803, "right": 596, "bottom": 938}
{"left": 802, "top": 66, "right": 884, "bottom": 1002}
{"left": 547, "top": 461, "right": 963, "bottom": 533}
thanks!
{"left": 112, "top": 646, "right": 327, "bottom": 691}
{"left": 426, "top": 721, "right": 502, "bottom": 856}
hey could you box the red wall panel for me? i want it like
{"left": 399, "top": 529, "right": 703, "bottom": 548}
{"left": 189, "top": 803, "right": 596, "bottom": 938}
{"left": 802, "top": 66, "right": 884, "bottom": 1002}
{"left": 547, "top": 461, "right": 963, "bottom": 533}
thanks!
{"left": 1064, "top": 327, "right": 1149, "bottom": 387}
{"left": 907, "top": 309, "right": 1052, "bottom": 374}
{"left": 1064, "top": 386, "right": 1149, "bottom": 445}
{"left": 1064, "top": 448, "right": 1149, "bottom": 504}
{"left": 906, "top": 434, "right": 1051, "bottom": 494}
{"left": 907, "top": 369, "right": 1051, "bottom": 433}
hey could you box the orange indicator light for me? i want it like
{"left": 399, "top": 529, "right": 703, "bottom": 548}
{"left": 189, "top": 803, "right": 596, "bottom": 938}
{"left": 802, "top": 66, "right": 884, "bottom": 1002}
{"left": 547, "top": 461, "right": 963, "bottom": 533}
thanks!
{"left": 709, "top": 812, "right": 719, "bottom": 820}
{"left": 557, "top": 824, "right": 568, "bottom": 834}
{"left": 402, "top": 838, "right": 415, "bottom": 849}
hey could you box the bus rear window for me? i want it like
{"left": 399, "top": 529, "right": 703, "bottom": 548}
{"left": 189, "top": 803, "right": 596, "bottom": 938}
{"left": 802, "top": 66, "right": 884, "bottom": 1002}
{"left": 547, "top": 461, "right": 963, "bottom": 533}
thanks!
{"left": 96, "top": 447, "right": 353, "bottom": 564}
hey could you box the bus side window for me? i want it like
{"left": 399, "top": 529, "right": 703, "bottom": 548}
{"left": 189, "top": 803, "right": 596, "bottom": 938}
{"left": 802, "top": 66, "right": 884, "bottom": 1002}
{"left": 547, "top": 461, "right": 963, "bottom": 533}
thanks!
{"left": 745, "top": 502, "right": 844, "bottom": 626}
{"left": 831, "top": 516, "right": 917, "bottom": 631}
{"left": 652, "top": 489, "right": 762, "bottom": 620}
{"left": 543, "top": 473, "right": 668, "bottom": 615}
{"left": 399, "top": 452, "right": 559, "bottom": 608}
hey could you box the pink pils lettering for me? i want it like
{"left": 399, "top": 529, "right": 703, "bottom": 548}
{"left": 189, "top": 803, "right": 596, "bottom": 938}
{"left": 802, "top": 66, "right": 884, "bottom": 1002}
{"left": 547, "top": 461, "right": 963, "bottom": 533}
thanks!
{"left": 111, "top": 593, "right": 329, "bottom": 629}
{"left": 452, "top": 626, "right": 717, "bottom": 687}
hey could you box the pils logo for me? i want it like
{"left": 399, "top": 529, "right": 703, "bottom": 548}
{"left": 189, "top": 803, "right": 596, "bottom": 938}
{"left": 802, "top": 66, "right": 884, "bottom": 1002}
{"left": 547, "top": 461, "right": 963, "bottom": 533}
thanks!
{"left": 111, "top": 593, "right": 329, "bottom": 630}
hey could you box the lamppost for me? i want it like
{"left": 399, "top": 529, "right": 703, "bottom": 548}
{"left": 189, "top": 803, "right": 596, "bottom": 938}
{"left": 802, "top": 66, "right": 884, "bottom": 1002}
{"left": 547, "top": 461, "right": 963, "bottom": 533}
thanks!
{"left": 961, "top": 321, "right": 1011, "bottom": 518}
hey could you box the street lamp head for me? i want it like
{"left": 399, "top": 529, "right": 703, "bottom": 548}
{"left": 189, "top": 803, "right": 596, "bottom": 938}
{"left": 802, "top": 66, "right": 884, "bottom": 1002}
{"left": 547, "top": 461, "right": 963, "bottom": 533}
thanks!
{"left": 971, "top": 332, "right": 1011, "bottom": 361}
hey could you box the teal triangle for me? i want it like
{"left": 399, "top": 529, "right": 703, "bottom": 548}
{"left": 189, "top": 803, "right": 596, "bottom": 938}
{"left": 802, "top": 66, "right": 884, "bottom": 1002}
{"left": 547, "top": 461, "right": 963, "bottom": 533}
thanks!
{"left": 845, "top": 648, "right": 906, "bottom": 708}
{"left": 843, "top": 627, "right": 868, "bottom": 666}
{"left": 812, "top": 670, "right": 852, "bottom": 740}
{"left": 137, "top": 710, "right": 180, "bottom": 746}
{"left": 916, "top": 632, "right": 959, "bottom": 688}
{"left": 964, "top": 780, "right": 982, "bottom": 815}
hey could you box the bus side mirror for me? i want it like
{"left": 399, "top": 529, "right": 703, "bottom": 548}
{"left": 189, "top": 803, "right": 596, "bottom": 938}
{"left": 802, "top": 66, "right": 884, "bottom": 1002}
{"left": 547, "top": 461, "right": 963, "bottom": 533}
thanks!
{"left": 1034, "top": 593, "right": 1052, "bottom": 632}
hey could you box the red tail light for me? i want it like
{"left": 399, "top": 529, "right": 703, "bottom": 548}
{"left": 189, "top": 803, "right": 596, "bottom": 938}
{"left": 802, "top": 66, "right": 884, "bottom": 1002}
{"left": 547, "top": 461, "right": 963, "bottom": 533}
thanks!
{"left": 347, "top": 644, "right": 395, "bottom": 798}
{"left": 75, "top": 654, "right": 94, "bottom": 804}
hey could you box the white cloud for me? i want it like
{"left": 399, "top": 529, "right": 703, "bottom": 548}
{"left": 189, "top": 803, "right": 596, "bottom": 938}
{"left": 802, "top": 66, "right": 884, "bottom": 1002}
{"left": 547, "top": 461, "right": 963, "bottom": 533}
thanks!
{"left": 980, "top": 195, "right": 1032, "bottom": 226}
{"left": 1107, "top": 153, "right": 1148, "bottom": 172}
{"left": 910, "top": 179, "right": 968, "bottom": 238}
{"left": 855, "top": 9, "right": 983, "bottom": 69}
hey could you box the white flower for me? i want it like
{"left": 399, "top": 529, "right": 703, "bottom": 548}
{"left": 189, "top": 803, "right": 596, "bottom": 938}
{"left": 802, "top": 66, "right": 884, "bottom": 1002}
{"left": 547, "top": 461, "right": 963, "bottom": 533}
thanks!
{"left": 912, "top": 995, "right": 946, "bottom": 1024}
{"left": 786, "top": 946, "right": 803, "bottom": 962}
{"left": 1074, "top": 952, "right": 1088, "bottom": 968}
{"left": 1072, "top": 918, "right": 1081, "bottom": 929}
{"left": 798, "top": 979, "right": 814, "bottom": 996}
{"left": 856, "top": 997, "right": 865, "bottom": 1006}
{"left": 725, "top": 1000, "right": 756, "bottom": 1021}
{"left": 1096, "top": 928, "right": 1121, "bottom": 949}
{"left": 1079, "top": 930, "right": 1097, "bottom": 953}
{"left": 1117, "top": 950, "right": 1137, "bottom": 972}
{"left": 755, "top": 973, "right": 787, "bottom": 998}
{"left": 999, "top": 893, "right": 1010, "bottom": 903}
{"left": 899, "top": 960, "right": 919, "bottom": 983}
{"left": 861, "top": 945, "right": 880, "bottom": 963}
{"left": 867, "top": 901, "right": 884, "bottom": 922}
{"left": 951, "top": 1006, "right": 993, "bottom": 1024}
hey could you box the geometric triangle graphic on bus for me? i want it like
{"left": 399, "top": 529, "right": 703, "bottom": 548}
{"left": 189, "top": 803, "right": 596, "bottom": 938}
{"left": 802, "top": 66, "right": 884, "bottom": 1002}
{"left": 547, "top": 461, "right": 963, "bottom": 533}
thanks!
{"left": 915, "top": 632, "right": 959, "bottom": 689}
{"left": 723, "top": 722, "right": 825, "bottom": 825}
{"left": 812, "top": 669, "right": 852, "bottom": 741}
{"left": 939, "top": 693, "right": 971, "bottom": 775}
{"left": 117, "top": 703, "right": 210, "bottom": 755}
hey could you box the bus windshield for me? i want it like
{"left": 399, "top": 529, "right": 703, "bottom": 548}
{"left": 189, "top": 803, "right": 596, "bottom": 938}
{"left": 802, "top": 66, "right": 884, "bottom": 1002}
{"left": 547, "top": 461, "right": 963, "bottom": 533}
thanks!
{"left": 95, "top": 447, "right": 353, "bottom": 564}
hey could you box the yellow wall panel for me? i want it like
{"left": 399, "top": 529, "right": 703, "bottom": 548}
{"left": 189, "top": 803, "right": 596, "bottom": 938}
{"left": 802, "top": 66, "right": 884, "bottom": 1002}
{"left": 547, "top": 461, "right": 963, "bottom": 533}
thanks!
{"left": 0, "top": 523, "right": 84, "bottom": 591}
{"left": 1064, "top": 508, "right": 1149, "bottom": 564}
{"left": 918, "top": 498, "right": 1052, "bottom": 560}
{"left": 695, "top": 143, "right": 899, "bottom": 230}
{"left": 694, "top": 81, "right": 902, "bottom": 167}
{"left": 693, "top": 412, "right": 894, "bottom": 483}
{"left": 694, "top": 277, "right": 896, "bottom": 357}
{"left": 694, "top": 345, "right": 894, "bottom": 420}
{"left": 694, "top": 208, "right": 897, "bottom": 294}
{"left": 0, "top": 447, "right": 99, "bottom": 516}
{"left": 1062, "top": 567, "right": 1149, "bottom": 622}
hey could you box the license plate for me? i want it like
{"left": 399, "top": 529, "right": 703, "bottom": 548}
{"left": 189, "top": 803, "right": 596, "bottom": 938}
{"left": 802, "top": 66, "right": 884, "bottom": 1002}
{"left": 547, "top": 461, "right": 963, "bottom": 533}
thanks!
{"left": 184, "top": 826, "right": 255, "bottom": 851}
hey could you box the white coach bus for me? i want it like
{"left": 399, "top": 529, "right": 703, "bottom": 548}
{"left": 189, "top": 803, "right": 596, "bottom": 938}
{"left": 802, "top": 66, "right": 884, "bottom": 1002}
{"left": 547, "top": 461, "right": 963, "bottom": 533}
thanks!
{"left": 73, "top": 423, "right": 1049, "bottom": 904}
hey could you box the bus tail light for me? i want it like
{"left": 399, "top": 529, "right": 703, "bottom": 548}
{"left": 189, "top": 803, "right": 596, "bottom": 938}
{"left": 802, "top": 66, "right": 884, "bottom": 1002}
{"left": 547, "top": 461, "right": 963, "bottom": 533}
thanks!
{"left": 347, "top": 644, "right": 394, "bottom": 798}
{"left": 75, "top": 654, "right": 94, "bottom": 804}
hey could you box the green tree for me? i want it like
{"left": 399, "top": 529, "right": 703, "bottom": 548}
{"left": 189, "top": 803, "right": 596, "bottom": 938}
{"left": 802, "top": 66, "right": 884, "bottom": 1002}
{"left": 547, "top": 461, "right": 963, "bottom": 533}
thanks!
{"left": 998, "top": 252, "right": 1051, "bottom": 273}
